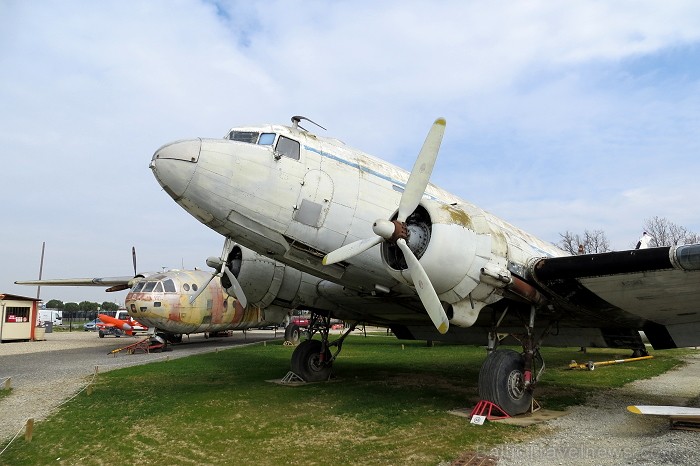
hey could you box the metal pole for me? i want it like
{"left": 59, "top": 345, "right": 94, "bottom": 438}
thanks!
{"left": 36, "top": 242, "right": 45, "bottom": 300}
{"left": 0, "top": 302, "right": 5, "bottom": 343}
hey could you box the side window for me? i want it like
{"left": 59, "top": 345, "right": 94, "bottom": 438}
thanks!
{"left": 5, "top": 307, "right": 30, "bottom": 323}
{"left": 275, "top": 136, "right": 300, "bottom": 160}
{"left": 163, "top": 279, "right": 176, "bottom": 292}
{"left": 258, "top": 133, "right": 275, "bottom": 145}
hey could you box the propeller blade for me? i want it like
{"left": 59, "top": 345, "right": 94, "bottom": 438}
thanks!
{"left": 222, "top": 265, "right": 248, "bottom": 308}
{"left": 323, "top": 236, "right": 384, "bottom": 265}
{"left": 132, "top": 246, "right": 137, "bottom": 277}
{"left": 397, "top": 118, "right": 446, "bottom": 222}
{"left": 189, "top": 272, "right": 216, "bottom": 304}
{"left": 396, "top": 238, "right": 449, "bottom": 334}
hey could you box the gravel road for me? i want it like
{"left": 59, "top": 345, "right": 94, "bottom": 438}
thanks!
{"left": 491, "top": 351, "right": 700, "bottom": 465}
{"left": 0, "top": 329, "right": 283, "bottom": 443}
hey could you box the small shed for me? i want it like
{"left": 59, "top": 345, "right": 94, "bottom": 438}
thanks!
{"left": 0, "top": 293, "right": 41, "bottom": 342}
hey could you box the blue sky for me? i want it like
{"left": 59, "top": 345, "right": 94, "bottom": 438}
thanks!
{"left": 2, "top": 0, "right": 699, "bottom": 304}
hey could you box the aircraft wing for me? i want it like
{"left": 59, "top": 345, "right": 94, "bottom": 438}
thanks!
{"left": 15, "top": 276, "right": 134, "bottom": 287}
{"left": 528, "top": 244, "right": 700, "bottom": 349}
{"left": 628, "top": 405, "right": 700, "bottom": 417}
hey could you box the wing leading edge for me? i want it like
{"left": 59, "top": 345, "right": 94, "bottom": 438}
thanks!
{"left": 15, "top": 277, "right": 134, "bottom": 287}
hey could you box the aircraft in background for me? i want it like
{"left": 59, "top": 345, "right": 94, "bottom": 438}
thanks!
{"left": 16, "top": 242, "right": 318, "bottom": 344}
{"left": 96, "top": 312, "right": 147, "bottom": 337}
{"left": 149, "top": 115, "right": 700, "bottom": 415}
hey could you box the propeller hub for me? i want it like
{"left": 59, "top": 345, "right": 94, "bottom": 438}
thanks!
{"left": 373, "top": 219, "right": 408, "bottom": 243}
{"left": 206, "top": 256, "right": 224, "bottom": 269}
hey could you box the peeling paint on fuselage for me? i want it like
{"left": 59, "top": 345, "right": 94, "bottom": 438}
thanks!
{"left": 440, "top": 204, "right": 473, "bottom": 227}
{"left": 124, "top": 269, "right": 279, "bottom": 334}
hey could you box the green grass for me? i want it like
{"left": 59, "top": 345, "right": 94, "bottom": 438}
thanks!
{"left": 0, "top": 337, "right": 691, "bottom": 465}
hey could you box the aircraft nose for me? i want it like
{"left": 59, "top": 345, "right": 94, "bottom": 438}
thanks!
{"left": 149, "top": 139, "right": 201, "bottom": 198}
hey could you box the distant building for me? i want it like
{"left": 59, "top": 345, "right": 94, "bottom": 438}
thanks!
{"left": 0, "top": 293, "right": 41, "bottom": 342}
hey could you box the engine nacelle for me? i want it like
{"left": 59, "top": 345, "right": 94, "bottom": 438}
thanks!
{"left": 225, "top": 244, "right": 302, "bottom": 309}
{"left": 381, "top": 201, "right": 509, "bottom": 327}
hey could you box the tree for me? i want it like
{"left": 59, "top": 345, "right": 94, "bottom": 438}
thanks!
{"left": 641, "top": 216, "right": 700, "bottom": 247}
{"left": 101, "top": 301, "right": 119, "bottom": 313}
{"left": 78, "top": 301, "right": 98, "bottom": 313}
{"left": 63, "top": 302, "right": 79, "bottom": 318}
{"left": 559, "top": 229, "right": 611, "bottom": 254}
{"left": 45, "top": 299, "right": 64, "bottom": 310}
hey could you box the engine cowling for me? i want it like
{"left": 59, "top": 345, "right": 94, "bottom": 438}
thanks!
{"left": 224, "top": 244, "right": 302, "bottom": 309}
{"left": 380, "top": 201, "right": 509, "bottom": 327}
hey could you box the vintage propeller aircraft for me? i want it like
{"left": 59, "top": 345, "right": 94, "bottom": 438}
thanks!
{"left": 149, "top": 115, "right": 700, "bottom": 415}
{"left": 15, "top": 242, "right": 315, "bottom": 344}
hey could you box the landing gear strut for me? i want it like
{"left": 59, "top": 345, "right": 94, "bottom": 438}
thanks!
{"left": 290, "top": 313, "right": 356, "bottom": 382}
{"left": 478, "top": 305, "right": 550, "bottom": 415}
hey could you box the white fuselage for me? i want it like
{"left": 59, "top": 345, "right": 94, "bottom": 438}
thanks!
{"left": 150, "top": 124, "right": 567, "bottom": 328}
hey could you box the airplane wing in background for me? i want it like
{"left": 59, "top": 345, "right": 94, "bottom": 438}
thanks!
{"left": 529, "top": 244, "right": 700, "bottom": 349}
{"left": 15, "top": 276, "right": 135, "bottom": 292}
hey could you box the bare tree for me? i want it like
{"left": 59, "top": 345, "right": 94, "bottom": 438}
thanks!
{"left": 559, "top": 229, "right": 611, "bottom": 254}
{"left": 642, "top": 216, "right": 700, "bottom": 247}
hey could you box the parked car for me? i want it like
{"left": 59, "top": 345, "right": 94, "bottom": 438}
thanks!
{"left": 83, "top": 318, "right": 100, "bottom": 331}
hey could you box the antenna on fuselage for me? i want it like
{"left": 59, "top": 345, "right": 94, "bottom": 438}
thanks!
{"left": 291, "top": 115, "right": 326, "bottom": 132}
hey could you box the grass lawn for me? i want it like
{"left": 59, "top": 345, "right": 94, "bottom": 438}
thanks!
{"left": 0, "top": 336, "right": 690, "bottom": 465}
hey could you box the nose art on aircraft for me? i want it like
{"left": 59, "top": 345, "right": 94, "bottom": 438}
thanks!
{"left": 149, "top": 139, "right": 201, "bottom": 198}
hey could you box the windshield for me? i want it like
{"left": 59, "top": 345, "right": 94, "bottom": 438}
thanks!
{"left": 227, "top": 131, "right": 276, "bottom": 145}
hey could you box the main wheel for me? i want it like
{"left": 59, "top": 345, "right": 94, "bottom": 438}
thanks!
{"left": 98, "top": 330, "right": 105, "bottom": 338}
{"left": 284, "top": 324, "right": 301, "bottom": 344}
{"left": 290, "top": 339, "right": 332, "bottom": 382}
{"left": 478, "top": 349, "right": 532, "bottom": 415}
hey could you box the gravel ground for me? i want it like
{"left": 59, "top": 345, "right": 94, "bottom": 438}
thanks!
{"left": 491, "top": 351, "right": 700, "bottom": 465}
{"left": 0, "top": 329, "right": 283, "bottom": 444}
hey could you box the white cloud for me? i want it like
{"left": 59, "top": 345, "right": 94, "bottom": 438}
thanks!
{"left": 1, "top": 0, "right": 700, "bottom": 302}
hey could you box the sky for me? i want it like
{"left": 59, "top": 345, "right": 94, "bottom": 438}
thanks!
{"left": 2, "top": 0, "right": 700, "bottom": 305}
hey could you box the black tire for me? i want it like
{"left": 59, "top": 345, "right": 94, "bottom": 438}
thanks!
{"left": 284, "top": 324, "right": 301, "bottom": 344}
{"left": 290, "top": 339, "right": 332, "bottom": 382}
{"left": 98, "top": 330, "right": 105, "bottom": 338}
{"left": 167, "top": 334, "right": 183, "bottom": 344}
{"left": 478, "top": 349, "right": 532, "bottom": 415}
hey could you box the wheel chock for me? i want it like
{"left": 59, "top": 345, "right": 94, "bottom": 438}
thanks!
{"left": 469, "top": 400, "right": 511, "bottom": 421}
{"left": 280, "top": 371, "right": 305, "bottom": 384}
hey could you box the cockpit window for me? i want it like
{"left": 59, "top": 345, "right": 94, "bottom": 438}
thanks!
{"left": 132, "top": 282, "right": 145, "bottom": 292}
{"left": 258, "top": 133, "right": 275, "bottom": 145}
{"left": 276, "top": 136, "right": 300, "bottom": 160}
{"left": 163, "top": 279, "right": 176, "bottom": 292}
{"left": 228, "top": 131, "right": 259, "bottom": 143}
{"left": 153, "top": 282, "right": 164, "bottom": 293}
{"left": 143, "top": 281, "right": 157, "bottom": 293}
